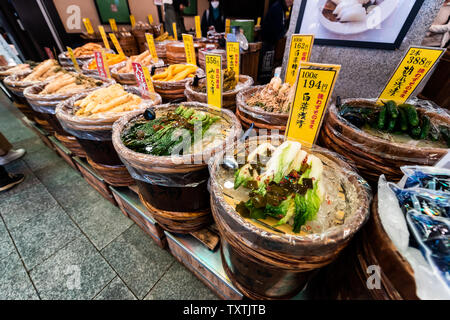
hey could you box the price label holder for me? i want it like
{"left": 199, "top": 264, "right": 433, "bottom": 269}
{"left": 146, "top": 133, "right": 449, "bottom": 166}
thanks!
{"left": 148, "top": 14, "right": 154, "bottom": 25}
{"left": 130, "top": 15, "right": 136, "bottom": 28}
{"left": 377, "top": 46, "right": 445, "bottom": 105}
{"left": 66, "top": 46, "right": 80, "bottom": 72}
{"left": 205, "top": 54, "right": 222, "bottom": 110}
{"left": 145, "top": 33, "right": 158, "bottom": 61}
{"left": 225, "top": 19, "right": 230, "bottom": 34}
{"left": 109, "top": 18, "right": 118, "bottom": 32}
{"left": 182, "top": 34, "right": 196, "bottom": 65}
{"left": 256, "top": 17, "right": 261, "bottom": 27}
{"left": 94, "top": 50, "right": 111, "bottom": 79}
{"left": 226, "top": 41, "right": 240, "bottom": 82}
{"left": 172, "top": 23, "right": 178, "bottom": 41}
{"left": 285, "top": 34, "right": 314, "bottom": 86}
{"left": 285, "top": 62, "right": 341, "bottom": 146}
{"left": 195, "top": 16, "right": 202, "bottom": 39}
{"left": 109, "top": 33, "right": 125, "bottom": 56}
{"left": 98, "top": 26, "right": 110, "bottom": 50}
{"left": 132, "top": 62, "right": 155, "bottom": 98}
{"left": 82, "top": 18, "right": 94, "bottom": 34}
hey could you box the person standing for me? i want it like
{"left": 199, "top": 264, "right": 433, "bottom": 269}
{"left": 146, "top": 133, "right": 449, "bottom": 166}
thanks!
{"left": 163, "top": 0, "right": 189, "bottom": 39}
{"left": 201, "top": 0, "right": 225, "bottom": 37}
{"left": 0, "top": 132, "right": 25, "bottom": 192}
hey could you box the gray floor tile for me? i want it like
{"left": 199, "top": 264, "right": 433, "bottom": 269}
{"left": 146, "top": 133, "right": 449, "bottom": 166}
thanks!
{"left": 9, "top": 208, "right": 81, "bottom": 270}
{"left": 34, "top": 160, "right": 81, "bottom": 193}
{"left": 101, "top": 224, "right": 174, "bottom": 299}
{"left": 30, "top": 236, "right": 116, "bottom": 300}
{"left": 94, "top": 277, "right": 137, "bottom": 300}
{"left": 0, "top": 251, "right": 39, "bottom": 300}
{"left": 0, "top": 120, "right": 36, "bottom": 144}
{"left": 0, "top": 219, "right": 14, "bottom": 260}
{"left": 145, "top": 261, "right": 219, "bottom": 300}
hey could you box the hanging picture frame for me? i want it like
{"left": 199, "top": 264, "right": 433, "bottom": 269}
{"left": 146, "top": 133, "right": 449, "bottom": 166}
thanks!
{"left": 94, "top": 0, "right": 131, "bottom": 25}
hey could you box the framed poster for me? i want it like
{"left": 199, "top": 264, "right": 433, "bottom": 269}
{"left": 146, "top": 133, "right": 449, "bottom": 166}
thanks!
{"left": 295, "top": 0, "right": 425, "bottom": 50}
{"left": 94, "top": 0, "right": 131, "bottom": 24}
{"left": 183, "top": 0, "right": 197, "bottom": 16}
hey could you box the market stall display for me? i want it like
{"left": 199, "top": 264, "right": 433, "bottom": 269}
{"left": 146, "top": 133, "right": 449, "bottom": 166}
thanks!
{"left": 0, "top": 64, "right": 30, "bottom": 80}
{"left": 56, "top": 84, "right": 161, "bottom": 186}
{"left": 112, "top": 102, "right": 242, "bottom": 233}
{"left": 166, "top": 41, "right": 203, "bottom": 65}
{"left": 116, "top": 29, "right": 139, "bottom": 57}
{"left": 198, "top": 48, "right": 225, "bottom": 71}
{"left": 131, "top": 22, "right": 154, "bottom": 53}
{"left": 208, "top": 135, "right": 371, "bottom": 299}
{"left": 154, "top": 40, "right": 176, "bottom": 64}
{"left": 319, "top": 98, "right": 450, "bottom": 183}
{"left": 111, "top": 51, "right": 164, "bottom": 85}
{"left": 184, "top": 71, "right": 253, "bottom": 111}
{"left": 58, "top": 43, "right": 104, "bottom": 70}
{"left": 82, "top": 53, "right": 127, "bottom": 76}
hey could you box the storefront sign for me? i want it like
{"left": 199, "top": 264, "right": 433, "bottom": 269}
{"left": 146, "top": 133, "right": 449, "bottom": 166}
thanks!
{"left": 130, "top": 15, "right": 136, "bottom": 28}
{"left": 109, "top": 33, "right": 125, "bottom": 56}
{"left": 195, "top": 16, "right": 201, "bottom": 39}
{"left": 205, "top": 54, "right": 222, "bottom": 110}
{"left": 377, "top": 46, "right": 445, "bottom": 105}
{"left": 172, "top": 23, "right": 178, "bottom": 41}
{"left": 145, "top": 33, "right": 158, "bottom": 60}
{"left": 226, "top": 41, "right": 240, "bottom": 82}
{"left": 148, "top": 14, "right": 154, "bottom": 25}
{"left": 286, "top": 62, "right": 341, "bottom": 146}
{"left": 98, "top": 26, "right": 110, "bottom": 50}
{"left": 285, "top": 34, "right": 314, "bottom": 86}
{"left": 109, "top": 18, "right": 118, "bottom": 32}
{"left": 94, "top": 50, "right": 110, "bottom": 79}
{"left": 82, "top": 18, "right": 94, "bottom": 34}
{"left": 66, "top": 46, "right": 80, "bottom": 72}
{"left": 182, "top": 34, "right": 196, "bottom": 65}
{"left": 132, "top": 62, "right": 155, "bottom": 97}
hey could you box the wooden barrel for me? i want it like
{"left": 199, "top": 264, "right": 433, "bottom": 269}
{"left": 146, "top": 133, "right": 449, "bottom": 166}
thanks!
{"left": 198, "top": 47, "right": 225, "bottom": 71}
{"left": 184, "top": 75, "right": 253, "bottom": 112}
{"left": 118, "top": 34, "right": 139, "bottom": 57}
{"left": 112, "top": 102, "right": 242, "bottom": 233}
{"left": 241, "top": 42, "right": 262, "bottom": 81}
{"left": 111, "top": 59, "right": 164, "bottom": 85}
{"left": 152, "top": 67, "right": 204, "bottom": 102}
{"left": 132, "top": 28, "right": 153, "bottom": 53}
{"left": 56, "top": 86, "right": 162, "bottom": 186}
{"left": 166, "top": 41, "right": 203, "bottom": 65}
{"left": 319, "top": 98, "right": 450, "bottom": 184}
{"left": 208, "top": 135, "right": 371, "bottom": 299}
{"left": 235, "top": 85, "right": 288, "bottom": 133}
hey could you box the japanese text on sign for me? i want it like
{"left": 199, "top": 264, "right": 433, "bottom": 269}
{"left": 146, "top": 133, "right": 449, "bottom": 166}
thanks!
{"left": 377, "top": 46, "right": 444, "bottom": 105}
{"left": 226, "top": 41, "right": 240, "bottom": 82}
{"left": 132, "top": 62, "right": 155, "bottom": 98}
{"left": 182, "top": 34, "right": 196, "bottom": 65}
{"left": 285, "top": 34, "right": 314, "bottom": 86}
{"left": 286, "top": 62, "right": 341, "bottom": 146}
{"left": 109, "top": 18, "right": 118, "bottom": 32}
{"left": 145, "top": 33, "right": 158, "bottom": 61}
{"left": 82, "top": 18, "right": 94, "bottom": 34}
{"left": 94, "top": 50, "right": 110, "bottom": 79}
{"left": 205, "top": 54, "right": 222, "bottom": 110}
{"left": 109, "top": 33, "right": 125, "bottom": 56}
{"left": 98, "top": 26, "right": 110, "bottom": 49}
{"left": 66, "top": 47, "right": 80, "bottom": 72}
{"left": 195, "top": 16, "right": 202, "bottom": 39}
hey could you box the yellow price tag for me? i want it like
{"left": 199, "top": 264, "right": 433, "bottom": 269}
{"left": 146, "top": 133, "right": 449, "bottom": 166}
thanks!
{"left": 285, "top": 62, "right": 341, "bottom": 146}
{"left": 148, "top": 14, "right": 154, "bottom": 25}
{"left": 195, "top": 16, "right": 202, "bottom": 39}
{"left": 226, "top": 41, "right": 240, "bottom": 82}
{"left": 145, "top": 33, "right": 158, "bottom": 61}
{"left": 256, "top": 17, "right": 261, "bottom": 27}
{"left": 377, "top": 46, "right": 445, "bottom": 105}
{"left": 66, "top": 47, "right": 80, "bottom": 72}
{"left": 205, "top": 54, "right": 222, "bottom": 110}
{"left": 109, "top": 33, "right": 125, "bottom": 56}
{"left": 82, "top": 18, "right": 94, "bottom": 34}
{"left": 130, "top": 15, "right": 136, "bottom": 28}
{"left": 182, "top": 34, "right": 196, "bottom": 65}
{"left": 285, "top": 34, "right": 314, "bottom": 86}
{"left": 109, "top": 18, "right": 118, "bottom": 32}
{"left": 172, "top": 23, "right": 178, "bottom": 41}
{"left": 98, "top": 26, "right": 110, "bottom": 49}
{"left": 143, "top": 66, "right": 155, "bottom": 93}
{"left": 225, "top": 19, "right": 230, "bottom": 34}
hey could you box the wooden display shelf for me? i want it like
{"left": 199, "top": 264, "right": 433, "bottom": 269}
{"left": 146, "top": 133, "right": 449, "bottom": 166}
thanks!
{"left": 48, "top": 136, "right": 78, "bottom": 171}
{"left": 110, "top": 186, "right": 167, "bottom": 249}
{"left": 73, "top": 156, "right": 117, "bottom": 206}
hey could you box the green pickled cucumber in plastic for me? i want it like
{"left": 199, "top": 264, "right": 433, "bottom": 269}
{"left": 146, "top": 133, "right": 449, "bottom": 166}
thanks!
{"left": 378, "top": 105, "right": 387, "bottom": 129}
{"left": 398, "top": 108, "right": 408, "bottom": 131}
{"left": 386, "top": 100, "right": 399, "bottom": 119}
{"left": 419, "top": 115, "right": 431, "bottom": 140}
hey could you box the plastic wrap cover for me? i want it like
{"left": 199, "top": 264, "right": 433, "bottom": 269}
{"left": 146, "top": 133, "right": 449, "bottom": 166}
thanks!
{"left": 81, "top": 56, "right": 126, "bottom": 76}
{"left": 152, "top": 66, "right": 205, "bottom": 91}
{"left": 236, "top": 85, "right": 289, "bottom": 126}
{"left": 112, "top": 102, "right": 242, "bottom": 187}
{"left": 55, "top": 85, "right": 161, "bottom": 141}
{"left": 208, "top": 134, "right": 372, "bottom": 259}
{"left": 3, "top": 71, "right": 40, "bottom": 97}
{"left": 110, "top": 59, "right": 164, "bottom": 85}
{"left": 58, "top": 49, "right": 114, "bottom": 67}
{"left": 23, "top": 76, "right": 114, "bottom": 115}
{"left": 327, "top": 98, "right": 450, "bottom": 164}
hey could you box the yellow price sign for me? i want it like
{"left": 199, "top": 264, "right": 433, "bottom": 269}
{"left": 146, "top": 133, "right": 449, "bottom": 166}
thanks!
{"left": 172, "top": 23, "right": 178, "bottom": 41}
{"left": 130, "top": 15, "right": 136, "bottom": 28}
{"left": 377, "top": 46, "right": 445, "bottom": 105}
{"left": 109, "top": 33, "right": 125, "bottom": 56}
{"left": 285, "top": 62, "right": 341, "bottom": 146}
{"left": 66, "top": 47, "right": 80, "bottom": 72}
{"left": 226, "top": 41, "right": 240, "bottom": 82}
{"left": 225, "top": 19, "right": 230, "bottom": 34}
{"left": 145, "top": 33, "right": 158, "bottom": 61}
{"left": 82, "top": 18, "right": 94, "bottom": 34}
{"left": 98, "top": 26, "right": 110, "bottom": 49}
{"left": 94, "top": 50, "right": 111, "bottom": 79}
{"left": 195, "top": 16, "right": 201, "bottom": 39}
{"left": 285, "top": 34, "right": 314, "bottom": 86}
{"left": 256, "top": 17, "right": 261, "bottom": 27}
{"left": 182, "top": 34, "right": 196, "bottom": 65}
{"left": 148, "top": 14, "right": 154, "bottom": 25}
{"left": 109, "top": 18, "right": 118, "bottom": 32}
{"left": 205, "top": 54, "right": 222, "bottom": 110}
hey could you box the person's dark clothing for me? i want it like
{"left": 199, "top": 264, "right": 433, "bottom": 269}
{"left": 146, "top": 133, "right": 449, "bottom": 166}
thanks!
{"left": 201, "top": 5, "right": 225, "bottom": 37}
{"left": 261, "top": 0, "right": 290, "bottom": 45}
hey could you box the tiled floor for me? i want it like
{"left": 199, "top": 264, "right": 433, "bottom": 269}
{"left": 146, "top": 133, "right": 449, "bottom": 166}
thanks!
{"left": 0, "top": 93, "right": 218, "bottom": 300}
